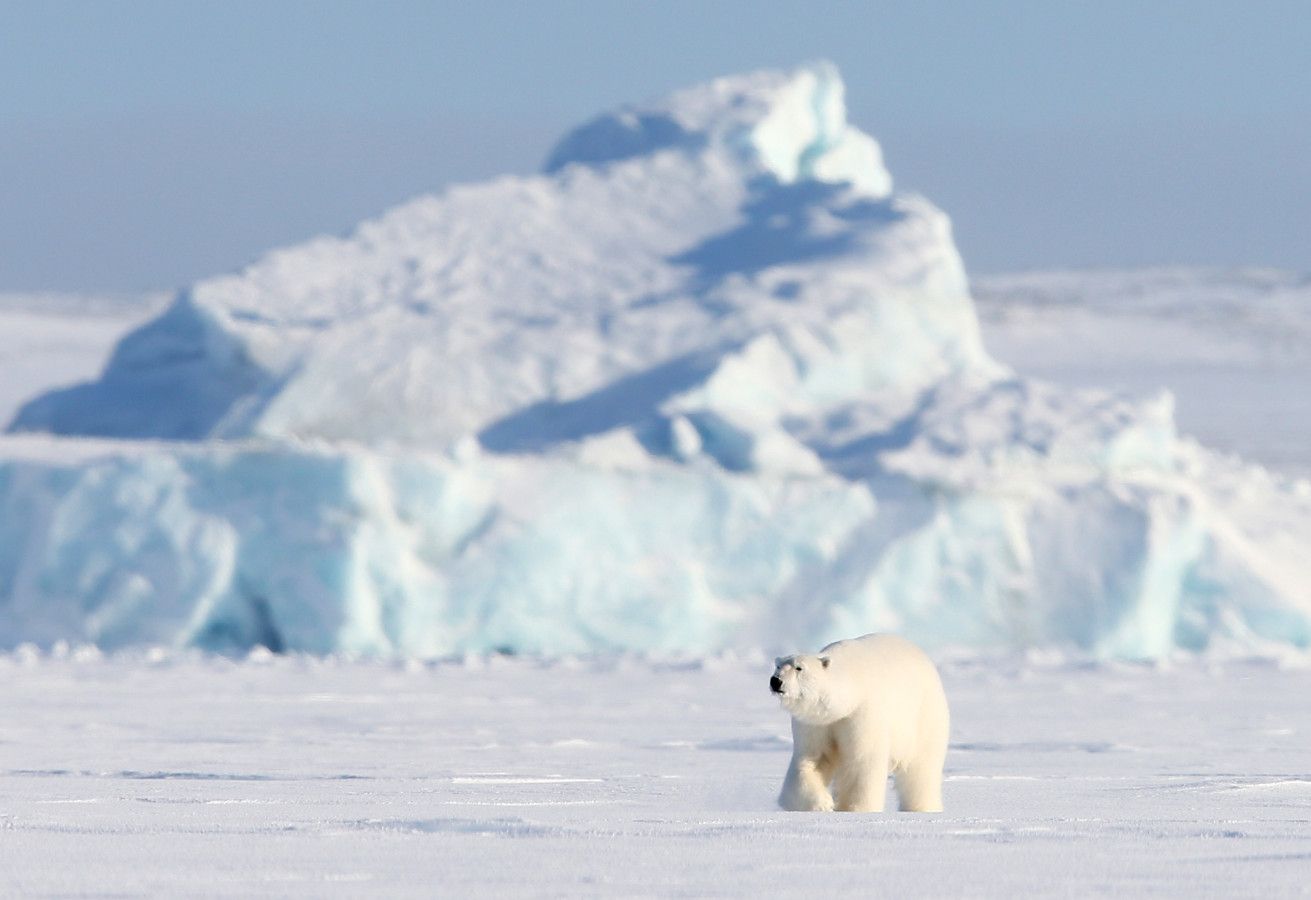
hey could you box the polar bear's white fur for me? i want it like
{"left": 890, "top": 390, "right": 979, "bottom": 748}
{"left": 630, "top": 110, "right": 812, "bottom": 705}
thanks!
{"left": 771, "top": 633, "right": 949, "bottom": 812}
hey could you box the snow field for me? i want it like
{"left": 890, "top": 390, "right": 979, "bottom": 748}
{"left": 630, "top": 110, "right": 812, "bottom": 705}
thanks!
{"left": 975, "top": 268, "right": 1311, "bottom": 479}
{"left": 2, "top": 651, "right": 1310, "bottom": 897}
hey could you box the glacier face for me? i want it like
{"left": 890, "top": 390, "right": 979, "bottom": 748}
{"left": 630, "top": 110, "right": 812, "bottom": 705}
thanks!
{"left": 0, "top": 445, "right": 876, "bottom": 655}
{"left": 3, "top": 64, "right": 1311, "bottom": 658}
{"left": 2, "top": 432, "right": 1308, "bottom": 658}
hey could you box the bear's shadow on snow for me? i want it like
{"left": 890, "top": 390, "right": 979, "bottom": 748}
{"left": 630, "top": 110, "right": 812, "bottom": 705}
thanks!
{"left": 668, "top": 178, "right": 905, "bottom": 286}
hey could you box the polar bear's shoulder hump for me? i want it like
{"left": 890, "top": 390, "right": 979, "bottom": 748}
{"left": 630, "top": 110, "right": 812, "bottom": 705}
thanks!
{"left": 822, "top": 632, "right": 933, "bottom": 666}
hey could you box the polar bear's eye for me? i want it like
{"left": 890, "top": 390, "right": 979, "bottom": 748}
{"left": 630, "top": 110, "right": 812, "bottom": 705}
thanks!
{"left": 795, "top": 663, "right": 803, "bottom": 671}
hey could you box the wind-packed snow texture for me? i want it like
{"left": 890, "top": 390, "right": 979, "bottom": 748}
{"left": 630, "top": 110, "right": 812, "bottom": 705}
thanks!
{"left": 4, "top": 650, "right": 1311, "bottom": 897}
{"left": 3, "top": 64, "right": 1310, "bottom": 658}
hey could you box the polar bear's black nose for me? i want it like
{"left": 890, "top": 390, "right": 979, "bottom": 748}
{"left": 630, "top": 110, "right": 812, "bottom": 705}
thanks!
{"left": 770, "top": 675, "right": 783, "bottom": 693}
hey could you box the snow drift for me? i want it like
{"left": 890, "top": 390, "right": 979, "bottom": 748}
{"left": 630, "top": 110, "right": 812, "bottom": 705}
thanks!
{"left": 4, "top": 63, "right": 1310, "bottom": 657}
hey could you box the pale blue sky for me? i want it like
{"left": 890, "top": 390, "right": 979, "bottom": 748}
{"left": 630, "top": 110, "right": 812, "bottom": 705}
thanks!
{"left": 2, "top": 0, "right": 1308, "bottom": 291}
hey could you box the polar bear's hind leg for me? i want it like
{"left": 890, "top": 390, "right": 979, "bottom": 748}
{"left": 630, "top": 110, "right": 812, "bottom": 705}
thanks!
{"left": 832, "top": 748, "right": 890, "bottom": 812}
{"left": 893, "top": 757, "right": 944, "bottom": 812}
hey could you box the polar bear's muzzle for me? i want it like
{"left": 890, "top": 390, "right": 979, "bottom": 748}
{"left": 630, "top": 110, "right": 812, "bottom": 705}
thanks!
{"left": 770, "top": 675, "right": 784, "bottom": 694}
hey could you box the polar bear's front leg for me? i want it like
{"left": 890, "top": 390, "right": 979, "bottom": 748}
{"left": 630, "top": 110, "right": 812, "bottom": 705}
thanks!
{"left": 779, "top": 721, "right": 835, "bottom": 812}
{"left": 779, "top": 753, "right": 834, "bottom": 812}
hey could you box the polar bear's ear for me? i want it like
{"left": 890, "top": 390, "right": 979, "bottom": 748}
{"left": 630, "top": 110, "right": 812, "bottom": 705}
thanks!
{"left": 820, "top": 656, "right": 831, "bottom": 668}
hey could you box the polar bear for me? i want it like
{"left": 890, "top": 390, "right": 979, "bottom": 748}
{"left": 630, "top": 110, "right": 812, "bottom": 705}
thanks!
{"left": 771, "top": 633, "right": 949, "bottom": 812}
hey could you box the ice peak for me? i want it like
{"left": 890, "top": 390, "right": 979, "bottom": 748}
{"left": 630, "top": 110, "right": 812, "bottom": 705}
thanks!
{"left": 545, "top": 62, "right": 893, "bottom": 198}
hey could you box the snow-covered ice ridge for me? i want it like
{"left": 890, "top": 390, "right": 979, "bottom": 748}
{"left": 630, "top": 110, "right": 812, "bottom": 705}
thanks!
{"left": 4, "top": 64, "right": 1311, "bottom": 658}
{"left": 0, "top": 291, "right": 166, "bottom": 434}
{"left": 974, "top": 267, "right": 1311, "bottom": 478}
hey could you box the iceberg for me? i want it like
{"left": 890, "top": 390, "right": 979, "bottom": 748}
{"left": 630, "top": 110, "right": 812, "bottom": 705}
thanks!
{"left": 3, "top": 63, "right": 1310, "bottom": 658}
{"left": 0, "top": 444, "right": 877, "bottom": 655}
{"left": 9, "top": 63, "right": 987, "bottom": 448}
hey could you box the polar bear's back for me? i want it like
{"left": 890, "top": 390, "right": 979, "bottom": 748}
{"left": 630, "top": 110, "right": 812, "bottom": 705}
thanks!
{"left": 822, "top": 633, "right": 949, "bottom": 761}
{"left": 822, "top": 632, "right": 935, "bottom": 669}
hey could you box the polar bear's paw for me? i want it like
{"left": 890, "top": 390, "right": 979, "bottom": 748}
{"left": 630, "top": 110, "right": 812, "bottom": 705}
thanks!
{"left": 778, "top": 788, "right": 834, "bottom": 813}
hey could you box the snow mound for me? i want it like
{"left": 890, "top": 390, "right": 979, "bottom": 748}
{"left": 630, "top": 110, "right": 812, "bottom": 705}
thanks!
{"left": 0, "top": 291, "right": 166, "bottom": 429}
{"left": 2, "top": 66, "right": 1310, "bottom": 658}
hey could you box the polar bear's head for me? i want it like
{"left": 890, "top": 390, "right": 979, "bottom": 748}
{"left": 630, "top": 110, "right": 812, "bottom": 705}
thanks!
{"left": 770, "top": 653, "right": 856, "bottom": 725}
